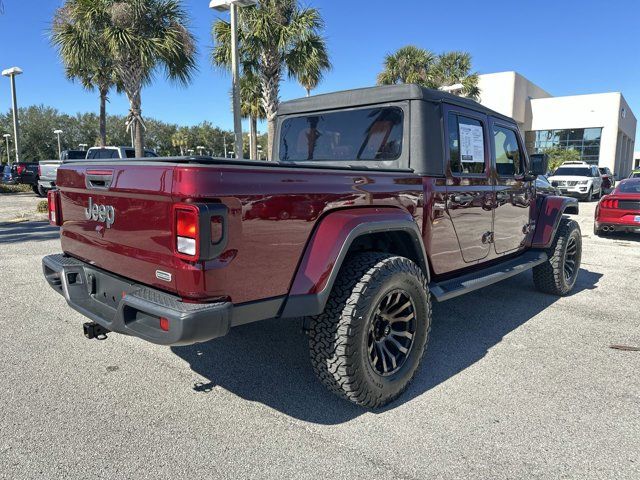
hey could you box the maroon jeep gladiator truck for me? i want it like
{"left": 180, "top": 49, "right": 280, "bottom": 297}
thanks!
{"left": 43, "top": 85, "right": 581, "bottom": 408}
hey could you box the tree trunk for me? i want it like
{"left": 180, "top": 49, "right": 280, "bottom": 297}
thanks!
{"left": 260, "top": 54, "right": 281, "bottom": 161}
{"left": 306, "top": 87, "right": 311, "bottom": 97}
{"left": 250, "top": 116, "right": 258, "bottom": 160}
{"left": 128, "top": 90, "right": 144, "bottom": 158}
{"left": 99, "top": 86, "right": 108, "bottom": 147}
{"left": 267, "top": 119, "right": 276, "bottom": 161}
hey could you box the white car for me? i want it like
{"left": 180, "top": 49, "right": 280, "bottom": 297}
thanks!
{"left": 85, "top": 146, "right": 159, "bottom": 160}
{"left": 548, "top": 161, "right": 604, "bottom": 201}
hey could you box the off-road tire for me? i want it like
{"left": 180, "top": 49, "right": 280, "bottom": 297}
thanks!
{"left": 533, "top": 218, "right": 582, "bottom": 296}
{"left": 308, "top": 252, "right": 431, "bottom": 409}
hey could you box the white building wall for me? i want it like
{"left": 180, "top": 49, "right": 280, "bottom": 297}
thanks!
{"left": 477, "top": 71, "right": 551, "bottom": 130}
{"left": 477, "top": 71, "right": 637, "bottom": 176}
{"left": 529, "top": 93, "right": 623, "bottom": 172}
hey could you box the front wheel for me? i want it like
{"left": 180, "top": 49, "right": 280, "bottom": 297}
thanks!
{"left": 308, "top": 252, "right": 431, "bottom": 408}
{"left": 533, "top": 218, "right": 582, "bottom": 296}
{"left": 585, "top": 188, "right": 593, "bottom": 202}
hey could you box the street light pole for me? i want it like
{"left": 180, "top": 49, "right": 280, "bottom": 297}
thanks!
{"left": 2, "top": 67, "right": 23, "bottom": 163}
{"left": 229, "top": 3, "right": 243, "bottom": 160}
{"left": 210, "top": 0, "right": 258, "bottom": 160}
{"left": 3, "top": 134, "right": 10, "bottom": 165}
{"left": 54, "top": 129, "right": 63, "bottom": 160}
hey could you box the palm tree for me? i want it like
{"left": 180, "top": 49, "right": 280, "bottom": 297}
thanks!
{"left": 59, "top": 0, "right": 197, "bottom": 158}
{"left": 377, "top": 45, "right": 435, "bottom": 86}
{"left": 378, "top": 46, "right": 480, "bottom": 100}
{"left": 291, "top": 33, "right": 331, "bottom": 97}
{"left": 171, "top": 127, "right": 190, "bottom": 156}
{"left": 240, "top": 72, "right": 266, "bottom": 159}
{"left": 212, "top": 0, "right": 330, "bottom": 159}
{"left": 51, "top": 3, "right": 119, "bottom": 147}
{"left": 431, "top": 52, "right": 480, "bottom": 99}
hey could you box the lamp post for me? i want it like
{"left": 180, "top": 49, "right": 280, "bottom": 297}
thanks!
{"left": 54, "top": 129, "right": 63, "bottom": 160}
{"left": 2, "top": 67, "right": 23, "bottom": 163}
{"left": 209, "top": 0, "right": 258, "bottom": 160}
{"left": 3, "top": 133, "right": 10, "bottom": 165}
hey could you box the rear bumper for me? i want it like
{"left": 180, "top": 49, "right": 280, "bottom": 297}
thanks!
{"left": 595, "top": 222, "right": 640, "bottom": 233}
{"left": 38, "top": 179, "right": 55, "bottom": 189}
{"left": 42, "top": 254, "right": 232, "bottom": 346}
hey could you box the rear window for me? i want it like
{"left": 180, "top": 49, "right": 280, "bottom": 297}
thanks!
{"left": 66, "top": 151, "right": 87, "bottom": 160}
{"left": 553, "top": 167, "right": 591, "bottom": 176}
{"left": 618, "top": 182, "right": 640, "bottom": 193}
{"left": 279, "top": 106, "right": 404, "bottom": 162}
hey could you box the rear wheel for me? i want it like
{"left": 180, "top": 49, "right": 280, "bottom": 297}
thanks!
{"left": 308, "top": 252, "right": 431, "bottom": 408}
{"left": 533, "top": 218, "right": 582, "bottom": 296}
{"left": 36, "top": 184, "right": 48, "bottom": 197}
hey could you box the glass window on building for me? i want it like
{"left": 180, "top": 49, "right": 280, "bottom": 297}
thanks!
{"left": 524, "top": 127, "right": 603, "bottom": 165}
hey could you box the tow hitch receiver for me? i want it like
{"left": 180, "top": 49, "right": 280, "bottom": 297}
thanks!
{"left": 83, "top": 322, "right": 110, "bottom": 340}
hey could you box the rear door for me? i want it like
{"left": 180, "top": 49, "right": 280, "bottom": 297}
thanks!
{"left": 490, "top": 118, "right": 533, "bottom": 255}
{"left": 443, "top": 105, "right": 494, "bottom": 263}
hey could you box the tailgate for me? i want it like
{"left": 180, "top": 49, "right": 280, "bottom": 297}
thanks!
{"left": 57, "top": 163, "right": 180, "bottom": 294}
{"left": 39, "top": 161, "right": 60, "bottom": 181}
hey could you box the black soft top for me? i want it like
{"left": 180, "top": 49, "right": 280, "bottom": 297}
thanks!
{"left": 278, "top": 84, "right": 513, "bottom": 122}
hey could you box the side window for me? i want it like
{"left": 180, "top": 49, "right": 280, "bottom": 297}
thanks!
{"left": 448, "top": 113, "right": 486, "bottom": 174}
{"left": 493, "top": 126, "right": 523, "bottom": 177}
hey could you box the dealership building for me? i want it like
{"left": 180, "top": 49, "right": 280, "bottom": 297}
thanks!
{"left": 476, "top": 72, "right": 637, "bottom": 177}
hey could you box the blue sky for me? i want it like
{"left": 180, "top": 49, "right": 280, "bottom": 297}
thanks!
{"left": 1, "top": 0, "right": 639, "bottom": 144}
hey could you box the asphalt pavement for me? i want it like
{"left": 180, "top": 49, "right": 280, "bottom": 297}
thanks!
{"left": 0, "top": 198, "right": 638, "bottom": 479}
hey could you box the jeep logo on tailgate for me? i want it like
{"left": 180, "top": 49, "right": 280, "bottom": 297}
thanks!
{"left": 85, "top": 197, "right": 115, "bottom": 229}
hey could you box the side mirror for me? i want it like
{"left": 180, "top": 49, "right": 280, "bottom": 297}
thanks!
{"left": 529, "top": 153, "right": 549, "bottom": 177}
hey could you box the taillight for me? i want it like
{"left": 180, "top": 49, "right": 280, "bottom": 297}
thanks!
{"left": 16, "top": 164, "right": 25, "bottom": 175}
{"left": 174, "top": 205, "right": 199, "bottom": 259}
{"left": 47, "top": 189, "right": 62, "bottom": 226}
{"left": 601, "top": 198, "right": 618, "bottom": 209}
{"left": 38, "top": 165, "right": 42, "bottom": 176}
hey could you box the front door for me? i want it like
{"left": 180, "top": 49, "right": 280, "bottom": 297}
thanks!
{"left": 490, "top": 120, "right": 533, "bottom": 254}
{"left": 444, "top": 106, "right": 494, "bottom": 264}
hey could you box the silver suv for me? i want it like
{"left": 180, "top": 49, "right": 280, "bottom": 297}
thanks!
{"left": 548, "top": 161, "right": 603, "bottom": 201}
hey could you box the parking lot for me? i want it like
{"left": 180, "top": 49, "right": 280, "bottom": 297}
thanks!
{"left": 0, "top": 195, "right": 638, "bottom": 479}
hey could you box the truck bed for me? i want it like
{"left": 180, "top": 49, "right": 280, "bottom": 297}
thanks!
{"left": 55, "top": 158, "right": 422, "bottom": 304}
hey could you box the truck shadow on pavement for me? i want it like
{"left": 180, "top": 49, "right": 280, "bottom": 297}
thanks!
{"left": 172, "top": 268, "right": 602, "bottom": 424}
{"left": 0, "top": 221, "right": 59, "bottom": 244}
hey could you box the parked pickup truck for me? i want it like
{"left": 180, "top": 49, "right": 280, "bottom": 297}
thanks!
{"left": 11, "top": 162, "right": 40, "bottom": 194}
{"left": 43, "top": 85, "right": 581, "bottom": 408}
{"left": 85, "top": 146, "right": 159, "bottom": 159}
{"left": 38, "top": 150, "right": 87, "bottom": 196}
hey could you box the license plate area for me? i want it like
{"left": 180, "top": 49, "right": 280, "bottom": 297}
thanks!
{"left": 86, "top": 267, "right": 135, "bottom": 308}
{"left": 634, "top": 215, "right": 640, "bottom": 223}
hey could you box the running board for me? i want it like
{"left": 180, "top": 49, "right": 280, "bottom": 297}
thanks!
{"left": 430, "top": 250, "right": 548, "bottom": 302}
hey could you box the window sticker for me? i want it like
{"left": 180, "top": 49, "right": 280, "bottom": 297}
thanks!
{"left": 459, "top": 123, "right": 485, "bottom": 163}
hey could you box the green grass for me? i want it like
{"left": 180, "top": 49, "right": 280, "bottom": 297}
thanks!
{"left": 36, "top": 200, "right": 49, "bottom": 213}
{"left": 0, "top": 183, "right": 32, "bottom": 194}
